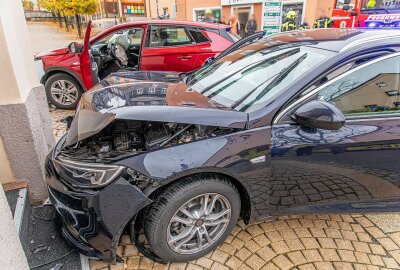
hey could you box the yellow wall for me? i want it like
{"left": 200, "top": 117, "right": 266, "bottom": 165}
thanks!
{"left": 176, "top": 0, "right": 221, "bottom": 21}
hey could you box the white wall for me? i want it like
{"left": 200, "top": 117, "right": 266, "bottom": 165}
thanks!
{"left": 0, "top": 0, "right": 41, "bottom": 106}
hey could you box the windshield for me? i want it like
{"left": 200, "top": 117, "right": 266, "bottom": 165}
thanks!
{"left": 336, "top": 0, "right": 356, "bottom": 10}
{"left": 361, "top": 0, "right": 400, "bottom": 10}
{"left": 186, "top": 41, "right": 330, "bottom": 112}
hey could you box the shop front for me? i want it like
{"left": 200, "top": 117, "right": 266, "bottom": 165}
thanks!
{"left": 101, "top": 0, "right": 147, "bottom": 18}
{"left": 221, "top": 0, "right": 305, "bottom": 36}
{"left": 221, "top": 0, "right": 263, "bottom": 36}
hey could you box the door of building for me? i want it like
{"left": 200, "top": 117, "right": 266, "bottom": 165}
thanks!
{"left": 233, "top": 7, "right": 251, "bottom": 37}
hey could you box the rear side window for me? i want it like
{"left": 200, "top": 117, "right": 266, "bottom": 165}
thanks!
{"left": 188, "top": 28, "right": 209, "bottom": 43}
{"left": 318, "top": 55, "right": 400, "bottom": 117}
{"left": 148, "top": 25, "right": 193, "bottom": 47}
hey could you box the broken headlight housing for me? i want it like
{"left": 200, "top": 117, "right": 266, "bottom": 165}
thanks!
{"left": 53, "top": 157, "right": 124, "bottom": 189}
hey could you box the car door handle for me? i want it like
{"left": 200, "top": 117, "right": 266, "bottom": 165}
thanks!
{"left": 178, "top": 55, "right": 192, "bottom": 61}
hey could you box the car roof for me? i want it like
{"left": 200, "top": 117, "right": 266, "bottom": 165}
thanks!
{"left": 112, "top": 20, "right": 228, "bottom": 30}
{"left": 90, "top": 20, "right": 230, "bottom": 43}
{"left": 265, "top": 28, "right": 400, "bottom": 53}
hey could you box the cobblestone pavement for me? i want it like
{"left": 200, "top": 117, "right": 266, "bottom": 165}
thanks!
{"left": 49, "top": 109, "right": 400, "bottom": 270}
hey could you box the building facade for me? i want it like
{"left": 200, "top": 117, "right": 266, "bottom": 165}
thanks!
{"left": 97, "top": 0, "right": 177, "bottom": 20}
{"left": 176, "top": 0, "right": 335, "bottom": 35}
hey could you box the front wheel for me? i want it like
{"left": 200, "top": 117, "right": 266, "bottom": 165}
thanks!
{"left": 45, "top": 73, "right": 83, "bottom": 109}
{"left": 144, "top": 175, "right": 240, "bottom": 262}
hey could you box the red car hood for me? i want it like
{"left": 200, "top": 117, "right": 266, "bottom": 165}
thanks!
{"left": 35, "top": 47, "right": 69, "bottom": 59}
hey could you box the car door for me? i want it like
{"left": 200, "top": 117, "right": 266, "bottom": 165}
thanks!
{"left": 79, "top": 21, "right": 99, "bottom": 90}
{"left": 270, "top": 53, "right": 400, "bottom": 215}
{"left": 140, "top": 25, "right": 199, "bottom": 72}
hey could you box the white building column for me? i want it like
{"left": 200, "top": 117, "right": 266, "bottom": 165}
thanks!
{"left": 0, "top": 0, "right": 54, "bottom": 203}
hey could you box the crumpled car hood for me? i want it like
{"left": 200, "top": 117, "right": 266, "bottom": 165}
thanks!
{"left": 65, "top": 80, "right": 247, "bottom": 146}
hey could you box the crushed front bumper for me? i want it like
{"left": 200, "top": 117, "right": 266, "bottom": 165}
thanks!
{"left": 45, "top": 155, "right": 152, "bottom": 262}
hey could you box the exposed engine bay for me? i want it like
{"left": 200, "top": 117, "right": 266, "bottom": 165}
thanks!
{"left": 60, "top": 120, "right": 237, "bottom": 162}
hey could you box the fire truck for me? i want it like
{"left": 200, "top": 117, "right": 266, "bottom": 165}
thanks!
{"left": 332, "top": 0, "right": 400, "bottom": 28}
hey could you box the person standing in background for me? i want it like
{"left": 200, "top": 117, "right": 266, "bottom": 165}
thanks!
{"left": 203, "top": 9, "right": 217, "bottom": 23}
{"left": 313, "top": 10, "right": 334, "bottom": 28}
{"left": 245, "top": 14, "right": 257, "bottom": 37}
{"left": 229, "top": 14, "right": 240, "bottom": 35}
{"left": 281, "top": 10, "right": 297, "bottom": 32}
{"left": 220, "top": 16, "right": 227, "bottom": 24}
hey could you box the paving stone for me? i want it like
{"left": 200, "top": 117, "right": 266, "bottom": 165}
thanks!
{"left": 196, "top": 257, "right": 213, "bottom": 269}
{"left": 302, "top": 249, "right": 323, "bottom": 263}
{"left": 287, "top": 251, "right": 307, "bottom": 265}
{"left": 301, "top": 237, "right": 321, "bottom": 250}
{"left": 382, "top": 257, "right": 399, "bottom": 269}
{"left": 261, "top": 262, "right": 279, "bottom": 270}
{"left": 313, "top": 262, "right": 335, "bottom": 270}
{"left": 318, "top": 238, "right": 337, "bottom": 249}
{"left": 272, "top": 255, "right": 294, "bottom": 270}
{"left": 338, "top": 250, "right": 357, "bottom": 263}
{"left": 368, "top": 254, "right": 385, "bottom": 267}
{"left": 236, "top": 248, "right": 253, "bottom": 261}
{"left": 253, "top": 234, "right": 271, "bottom": 247}
{"left": 285, "top": 238, "right": 305, "bottom": 251}
{"left": 256, "top": 246, "right": 276, "bottom": 262}
{"left": 245, "top": 254, "right": 266, "bottom": 270}
{"left": 353, "top": 241, "right": 371, "bottom": 253}
{"left": 225, "top": 256, "right": 243, "bottom": 269}
{"left": 368, "top": 243, "right": 386, "bottom": 256}
{"left": 354, "top": 251, "right": 370, "bottom": 264}
{"left": 211, "top": 250, "right": 229, "bottom": 264}
{"left": 319, "top": 249, "right": 340, "bottom": 261}
{"left": 365, "top": 227, "right": 386, "bottom": 239}
{"left": 270, "top": 241, "right": 290, "bottom": 254}
{"left": 376, "top": 237, "right": 399, "bottom": 251}
{"left": 335, "top": 239, "right": 354, "bottom": 251}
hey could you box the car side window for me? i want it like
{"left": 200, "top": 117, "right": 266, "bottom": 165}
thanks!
{"left": 187, "top": 27, "right": 209, "bottom": 43}
{"left": 148, "top": 26, "right": 193, "bottom": 47}
{"left": 94, "top": 28, "right": 143, "bottom": 46}
{"left": 317, "top": 55, "right": 400, "bottom": 117}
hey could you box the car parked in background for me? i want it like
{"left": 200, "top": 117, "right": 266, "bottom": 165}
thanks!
{"left": 34, "top": 20, "right": 237, "bottom": 109}
{"left": 46, "top": 28, "right": 400, "bottom": 263}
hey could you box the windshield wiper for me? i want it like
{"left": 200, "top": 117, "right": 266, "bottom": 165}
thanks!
{"left": 231, "top": 53, "right": 308, "bottom": 111}
{"left": 200, "top": 48, "right": 301, "bottom": 95}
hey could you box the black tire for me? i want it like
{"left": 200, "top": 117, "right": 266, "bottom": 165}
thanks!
{"left": 45, "top": 73, "right": 83, "bottom": 109}
{"left": 144, "top": 175, "right": 240, "bottom": 262}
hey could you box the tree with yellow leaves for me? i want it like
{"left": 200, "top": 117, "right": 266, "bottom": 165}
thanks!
{"left": 38, "top": 0, "right": 98, "bottom": 36}
{"left": 22, "top": 0, "right": 34, "bottom": 11}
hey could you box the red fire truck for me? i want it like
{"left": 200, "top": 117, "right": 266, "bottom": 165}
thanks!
{"left": 332, "top": 0, "right": 400, "bottom": 28}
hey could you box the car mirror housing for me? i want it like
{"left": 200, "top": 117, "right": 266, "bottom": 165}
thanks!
{"left": 291, "top": 100, "right": 345, "bottom": 130}
{"left": 68, "top": 42, "right": 83, "bottom": 53}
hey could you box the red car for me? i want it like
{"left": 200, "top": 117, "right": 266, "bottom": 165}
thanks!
{"left": 35, "top": 20, "right": 237, "bottom": 109}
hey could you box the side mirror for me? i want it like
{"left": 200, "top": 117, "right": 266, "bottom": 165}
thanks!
{"left": 68, "top": 42, "right": 83, "bottom": 53}
{"left": 291, "top": 100, "right": 345, "bottom": 130}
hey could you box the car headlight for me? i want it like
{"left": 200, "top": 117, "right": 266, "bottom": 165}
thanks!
{"left": 53, "top": 157, "right": 124, "bottom": 188}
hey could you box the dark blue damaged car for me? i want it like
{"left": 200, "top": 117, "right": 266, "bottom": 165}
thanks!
{"left": 46, "top": 28, "right": 400, "bottom": 263}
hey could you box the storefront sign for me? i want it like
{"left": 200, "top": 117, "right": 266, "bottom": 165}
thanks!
{"left": 221, "top": 0, "right": 262, "bottom": 6}
{"left": 262, "top": 0, "right": 283, "bottom": 35}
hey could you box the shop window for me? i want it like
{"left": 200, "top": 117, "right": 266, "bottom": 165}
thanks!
{"left": 123, "top": 3, "right": 145, "bottom": 15}
{"left": 317, "top": 55, "right": 400, "bottom": 116}
{"left": 194, "top": 9, "right": 221, "bottom": 22}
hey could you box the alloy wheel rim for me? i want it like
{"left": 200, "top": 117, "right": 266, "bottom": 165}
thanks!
{"left": 50, "top": 80, "right": 78, "bottom": 106}
{"left": 167, "top": 193, "right": 231, "bottom": 255}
